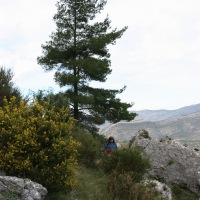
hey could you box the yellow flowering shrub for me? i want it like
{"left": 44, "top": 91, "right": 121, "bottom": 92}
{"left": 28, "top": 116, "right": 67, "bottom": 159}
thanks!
{"left": 0, "top": 97, "right": 80, "bottom": 192}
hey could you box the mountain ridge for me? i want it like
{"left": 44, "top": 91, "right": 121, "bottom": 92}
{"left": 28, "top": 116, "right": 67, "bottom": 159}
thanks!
{"left": 133, "top": 103, "right": 200, "bottom": 122}
{"left": 100, "top": 103, "right": 200, "bottom": 149}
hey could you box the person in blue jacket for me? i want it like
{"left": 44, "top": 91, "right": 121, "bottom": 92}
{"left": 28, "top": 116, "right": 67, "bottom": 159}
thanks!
{"left": 102, "top": 136, "right": 118, "bottom": 154}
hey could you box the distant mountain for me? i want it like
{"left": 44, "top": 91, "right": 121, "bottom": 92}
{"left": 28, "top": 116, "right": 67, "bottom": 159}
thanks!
{"left": 99, "top": 103, "right": 200, "bottom": 149}
{"left": 158, "top": 111, "right": 200, "bottom": 139}
{"left": 99, "top": 120, "right": 165, "bottom": 141}
{"left": 134, "top": 103, "right": 200, "bottom": 122}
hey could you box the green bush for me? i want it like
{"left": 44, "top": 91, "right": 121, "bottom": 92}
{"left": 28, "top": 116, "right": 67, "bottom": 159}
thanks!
{"left": 172, "top": 184, "right": 199, "bottom": 200}
{"left": 101, "top": 148, "right": 150, "bottom": 182}
{"left": 1, "top": 191, "right": 20, "bottom": 200}
{"left": 101, "top": 147, "right": 152, "bottom": 199}
{"left": 0, "top": 97, "right": 80, "bottom": 192}
{"left": 107, "top": 170, "right": 163, "bottom": 200}
{"left": 73, "top": 128, "right": 106, "bottom": 167}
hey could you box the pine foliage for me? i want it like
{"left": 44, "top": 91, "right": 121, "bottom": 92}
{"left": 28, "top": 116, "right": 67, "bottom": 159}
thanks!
{"left": 0, "top": 67, "right": 22, "bottom": 107}
{"left": 38, "top": 0, "right": 136, "bottom": 131}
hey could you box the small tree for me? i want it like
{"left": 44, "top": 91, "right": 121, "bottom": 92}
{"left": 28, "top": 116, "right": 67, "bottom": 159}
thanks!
{"left": 38, "top": 0, "right": 136, "bottom": 132}
{"left": 31, "top": 89, "right": 69, "bottom": 112}
{"left": 0, "top": 67, "right": 22, "bottom": 106}
{"left": 0, "top": 97, "right": 80, "bottom": 192}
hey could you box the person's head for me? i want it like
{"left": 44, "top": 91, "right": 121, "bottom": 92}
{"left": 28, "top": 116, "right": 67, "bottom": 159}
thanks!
{"left": 108, "top": 136, "right": 115, "bottom": 143}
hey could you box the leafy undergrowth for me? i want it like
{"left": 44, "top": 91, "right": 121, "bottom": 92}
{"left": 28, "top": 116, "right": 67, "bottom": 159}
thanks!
{"left": 171, "top": 184, "right": 199, "bottom": 200}
{"left": 0, "top": 191, "right": 20, "bottom": 200}
{"left": 44, "top": 164, "right": 199, "bottom": 200}
{"left": 45, "top": 165, "right": 162, "bottom": 200}
{"left": 45, "top": 165, "right": 111, "bottom": 200}
{"left": 1, "top": 164, "right": 199, "bottom": 200}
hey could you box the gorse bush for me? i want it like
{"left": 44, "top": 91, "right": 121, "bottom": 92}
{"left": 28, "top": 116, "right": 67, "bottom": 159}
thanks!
{"left": 0, "top": 97, "right": 80, "bottom": 192}
{"left": 101, "top": 148, "right": 150, "bottom": 182}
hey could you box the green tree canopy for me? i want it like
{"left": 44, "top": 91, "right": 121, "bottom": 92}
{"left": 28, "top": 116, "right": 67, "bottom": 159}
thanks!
{"left": 31, "top": 89, "right": 69, "bottom": 112}
{"left": 38, "top": 0, "right": 136, "bottom": 132}
{"left": 0, "top": 67, "right": 22, "bottom": 107}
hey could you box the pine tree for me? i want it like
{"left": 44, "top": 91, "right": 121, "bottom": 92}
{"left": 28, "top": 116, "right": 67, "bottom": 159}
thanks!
{"left": 38, "top": 0, "right": 136, "bottom": 132}
{"left": 0, "top": 67, "right": 22, "bottom": 107}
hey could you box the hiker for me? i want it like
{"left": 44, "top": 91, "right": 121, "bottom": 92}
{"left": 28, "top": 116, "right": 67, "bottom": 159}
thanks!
{"left": 102, "top": 136, "right": 118, "bottom": 154}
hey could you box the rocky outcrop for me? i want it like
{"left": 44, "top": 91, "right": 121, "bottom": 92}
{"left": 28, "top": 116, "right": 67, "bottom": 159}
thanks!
{"left": 143, "top": 180, "right": 172, "bottom": 200}
{"left": 0, "top": 176, "right": 47, "bottom": 200}
{"left": 129, "top": 132, "right": 200, "bottom": 195}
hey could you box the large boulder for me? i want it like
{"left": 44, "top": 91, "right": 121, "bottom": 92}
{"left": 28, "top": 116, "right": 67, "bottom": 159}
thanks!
{"left": 0, "top": 176, "right": 47, "bottom": 200}
{"left": 129, "top": 131, "right": 200, "bottom": 195}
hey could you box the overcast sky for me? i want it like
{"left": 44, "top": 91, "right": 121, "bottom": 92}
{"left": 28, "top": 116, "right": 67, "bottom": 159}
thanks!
{"left": 1, "top": 0, "right": 200, "bottom": 111}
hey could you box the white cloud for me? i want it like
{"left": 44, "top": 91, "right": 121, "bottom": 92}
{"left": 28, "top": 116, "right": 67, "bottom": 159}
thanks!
{"left": 0, "top": 0, "right": 57, "bottom": 93}
{"left": 0, "top": 0, "right": 200, "bottom": 110}
{"left": 101, "top": 0, "right": 200, "bottom": 110}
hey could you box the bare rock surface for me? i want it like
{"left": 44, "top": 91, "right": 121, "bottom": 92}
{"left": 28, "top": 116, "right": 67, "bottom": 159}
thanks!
{"left": 130, "top": 132, "right": 200, "bottom": 195}
{"left": 0, "top": 176, "right": 47, "bottom": 200}
{"left": 143, "top": 179, "right": 172, "bottom": 200}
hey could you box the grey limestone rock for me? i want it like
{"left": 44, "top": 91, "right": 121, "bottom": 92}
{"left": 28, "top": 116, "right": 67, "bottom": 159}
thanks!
{"left": 143, "top": 179, "right": 172, "bottom": 200}
{"left": 130, "top": 133, "right": 200, "bottom": 195}
{"left": 0, "top": 176, "right": 47, "bottom": 200}
{"left": 0, "top": 182, "right": 7, "bottom": 193}
{"left": 0, "top": 176, "right": 24, "bottom": 194}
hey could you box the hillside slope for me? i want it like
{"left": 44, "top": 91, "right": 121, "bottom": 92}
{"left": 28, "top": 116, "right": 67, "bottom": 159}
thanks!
{"left": 100, "top": 104, "right": 200, "bottom": 149}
